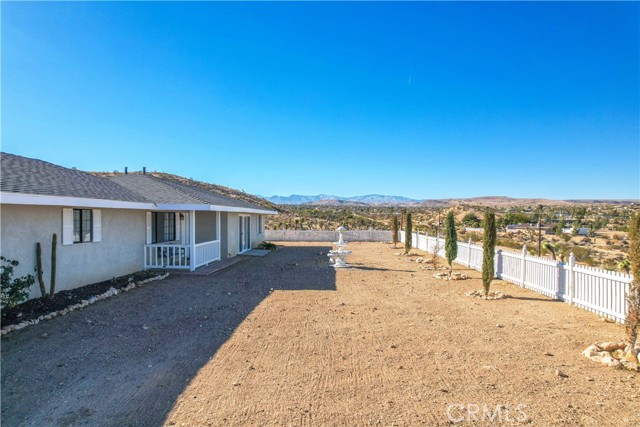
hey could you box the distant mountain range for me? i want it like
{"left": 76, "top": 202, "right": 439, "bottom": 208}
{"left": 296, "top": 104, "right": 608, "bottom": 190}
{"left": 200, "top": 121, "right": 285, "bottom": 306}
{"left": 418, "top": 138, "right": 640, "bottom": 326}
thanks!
{"left": 263, "top": 194, "right": 639, "bottom": 207}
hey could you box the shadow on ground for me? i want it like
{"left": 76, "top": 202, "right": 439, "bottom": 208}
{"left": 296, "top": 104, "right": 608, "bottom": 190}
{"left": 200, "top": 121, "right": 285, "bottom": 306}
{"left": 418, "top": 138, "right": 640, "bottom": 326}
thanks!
{"left": 1, "top": 244, "right": 335, "bottom": 427}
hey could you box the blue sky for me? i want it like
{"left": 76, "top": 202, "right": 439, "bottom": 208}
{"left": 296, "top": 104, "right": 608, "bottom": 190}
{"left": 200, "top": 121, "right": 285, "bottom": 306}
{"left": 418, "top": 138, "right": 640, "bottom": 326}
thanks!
{"left": 2, "top": 2, "right": 638, "bottom": 200}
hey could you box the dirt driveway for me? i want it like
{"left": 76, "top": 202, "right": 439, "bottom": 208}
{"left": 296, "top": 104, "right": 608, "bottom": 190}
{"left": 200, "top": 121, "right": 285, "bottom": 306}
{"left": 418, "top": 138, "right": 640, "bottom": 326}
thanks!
{"left": 2, "top": 242, "right": 639, "bottom": 426}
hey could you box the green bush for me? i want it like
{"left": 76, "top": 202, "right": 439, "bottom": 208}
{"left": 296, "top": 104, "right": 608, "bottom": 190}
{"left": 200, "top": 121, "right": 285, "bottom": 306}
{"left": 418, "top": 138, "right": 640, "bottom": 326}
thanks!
{"left": 1, "top": 256, "right": 34, "bottom": 309}
{"left": 257, "top": 241, "right": 277, "bottom": 251}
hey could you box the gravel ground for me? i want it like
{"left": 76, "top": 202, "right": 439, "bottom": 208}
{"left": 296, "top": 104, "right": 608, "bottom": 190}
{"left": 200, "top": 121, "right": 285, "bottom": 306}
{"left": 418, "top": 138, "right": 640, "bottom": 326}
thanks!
{"left": 2, "top": 242, "right": 638, "bottom": 427}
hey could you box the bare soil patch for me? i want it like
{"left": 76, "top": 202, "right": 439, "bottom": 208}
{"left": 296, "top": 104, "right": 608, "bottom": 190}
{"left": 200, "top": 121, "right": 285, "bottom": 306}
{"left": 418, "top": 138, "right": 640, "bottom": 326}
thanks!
{"left": 2, "top": 242, "right": 638, "bottom": 426}
{"left": 167, "top": 242, "right": 639, "bottom": 426}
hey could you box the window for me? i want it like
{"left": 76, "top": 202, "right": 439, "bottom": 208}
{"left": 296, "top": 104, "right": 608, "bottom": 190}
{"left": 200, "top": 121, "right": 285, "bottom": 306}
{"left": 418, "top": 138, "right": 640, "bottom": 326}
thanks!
{"left": 73, "top": 209, "right": 93, "bottom": 243}
{"left": 257, "top": 215, "right": 264, "bottom": 233}
{"left": 152, "top": 212, "right": 176, "bottom": 243}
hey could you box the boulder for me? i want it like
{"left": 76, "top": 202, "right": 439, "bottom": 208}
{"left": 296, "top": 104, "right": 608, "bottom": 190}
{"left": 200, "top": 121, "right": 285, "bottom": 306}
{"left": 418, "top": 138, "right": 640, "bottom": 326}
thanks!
{"left": 582, "top": 344, "right": 602, "bottom": 358}
{"left": 598, "top": 342, "right": 626, "bottom": 352}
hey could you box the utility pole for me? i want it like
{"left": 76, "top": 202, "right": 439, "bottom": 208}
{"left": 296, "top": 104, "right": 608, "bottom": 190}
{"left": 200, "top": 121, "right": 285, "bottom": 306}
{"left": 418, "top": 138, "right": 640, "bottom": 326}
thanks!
{"left": 537, "top": 204, "right": 543, "bottom": 256}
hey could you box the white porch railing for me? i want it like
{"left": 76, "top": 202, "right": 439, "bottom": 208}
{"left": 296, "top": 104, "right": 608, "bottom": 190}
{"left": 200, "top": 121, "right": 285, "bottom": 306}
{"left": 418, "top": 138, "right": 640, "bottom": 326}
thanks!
{"left": 400, "top": 230, "right": 632, "bottom": 323}
{"left": 144, "top": 244, "right": 191, "bottom": 269}
{"left": 194, "top": 240, "right": 221, "bottom": 268}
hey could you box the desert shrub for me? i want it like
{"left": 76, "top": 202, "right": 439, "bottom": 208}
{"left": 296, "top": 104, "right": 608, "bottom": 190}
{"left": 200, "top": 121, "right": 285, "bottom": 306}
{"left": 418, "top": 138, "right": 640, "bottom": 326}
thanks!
{"left": 445, "top": 211, "right": 458, "bottom": 274}
{"left": 462, "top": 213, "right": 481, "bottom": 228}
{"left": 404, "top": 213, "right": 412, "bottom": 254}
{"left": 1, "top": 257, "right": 34, "bottom": 309}
{"left": 391, "top": 215, "right": 399, "bottom": 248}
{"left": 257, "top": 241, "right": 277, "bottom": 251}
{"left": 482, "top": 212, "right": 496, "bottom": 295}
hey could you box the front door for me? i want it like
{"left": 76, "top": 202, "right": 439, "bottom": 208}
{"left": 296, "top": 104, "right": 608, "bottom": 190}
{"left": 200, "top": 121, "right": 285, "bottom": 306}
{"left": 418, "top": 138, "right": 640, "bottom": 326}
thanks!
{"left": 239, "top": 215, "right": 250, "bottom": 252}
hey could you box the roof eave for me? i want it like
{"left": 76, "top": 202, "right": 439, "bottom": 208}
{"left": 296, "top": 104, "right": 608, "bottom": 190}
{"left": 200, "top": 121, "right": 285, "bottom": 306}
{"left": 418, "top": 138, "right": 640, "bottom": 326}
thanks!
{"left": 155, "top": 203, "right": 278, "bottom": 215}
{"left": 0, "top": 192, "right": 155, "bottom": 210}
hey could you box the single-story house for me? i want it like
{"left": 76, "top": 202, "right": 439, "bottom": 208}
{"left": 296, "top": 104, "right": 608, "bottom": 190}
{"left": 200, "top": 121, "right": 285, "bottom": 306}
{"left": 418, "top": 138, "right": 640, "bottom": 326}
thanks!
{"left": 0, "top": 153, "right": 277, "bottom": 300}
{"left": 505, "top": 223, "right": 553, "bottom": 235}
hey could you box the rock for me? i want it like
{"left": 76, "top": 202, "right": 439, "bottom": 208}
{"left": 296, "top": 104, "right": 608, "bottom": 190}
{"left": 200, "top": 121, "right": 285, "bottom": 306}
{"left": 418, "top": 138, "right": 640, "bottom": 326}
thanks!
{"left": 600, "top": 317, "right": 615, "bottom": 323}
{"left": 586, "top": 377, "right": 594, "bottom": 381}
{"left": 1, "top": 330, "right": 7, "bottom": 335}
{"left": 13, "top": 324, "right": 23, "bottom": 331}
{"left": 19, "top": 322, "right": 28, "bottom": 328}
{"left": 582, "top": 344, "right": 602, "bottom": 358}
{"left": 599, "top": 342, "right": 626, "bottom": 352}
{"left": 496, "top": 324, "right": 504, "bottom": 328}
{"left": 620, "top": 360, "right": 640, "bottom": 372}
{"left": 88, "top": 297, "right": 97, "bottom": 304}
{"left": 41, "top": 333, "right": 48, "bottom": 339}
{"left": 544, "top": 352, "right": 554, "bottom": 357}
{"left": 556, "top": 369, "right": 569, "bottom": 378}
{"left": 624, "top": 348, "right": 639, "bottom": 364}
{"left": 592, "top": 353, "right": 620, "bottom": 367}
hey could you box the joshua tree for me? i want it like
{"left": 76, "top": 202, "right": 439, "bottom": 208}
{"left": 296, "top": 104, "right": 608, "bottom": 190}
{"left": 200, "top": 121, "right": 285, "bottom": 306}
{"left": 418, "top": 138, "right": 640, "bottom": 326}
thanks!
{"left": 391, "top": 215, "right": 399, "bottom": 249}
{"left": 482, "top": 211, "right": 496, "bottom": 295}
{"left": 619, "top": 259, "right": 631, "bottom": 274}
{"left": 543, "top": 241, "right": 557, "bottom": 261}
{"left": 404, "top": 213, "right": 412, "bottom": 254}
{"left": 625, "top": 214, "right": 640, "bottom": 360}
{"left": 444, "top": 211, "right": 458, "bottom": 276}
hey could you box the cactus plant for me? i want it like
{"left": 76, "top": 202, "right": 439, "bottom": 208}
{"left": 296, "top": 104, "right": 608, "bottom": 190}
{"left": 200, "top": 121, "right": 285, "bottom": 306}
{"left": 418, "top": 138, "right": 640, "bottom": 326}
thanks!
{"left": 36, "top": 242, "right": 47, "bottom": 298}
{"left": 49, "top": 233, "right": 57, "bottom": 298}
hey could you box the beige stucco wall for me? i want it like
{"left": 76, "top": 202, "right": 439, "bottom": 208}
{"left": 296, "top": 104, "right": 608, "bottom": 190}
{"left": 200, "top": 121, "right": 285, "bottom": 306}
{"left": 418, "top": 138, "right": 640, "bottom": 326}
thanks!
{"left": 0, "top": 204, "right": 145, "bottom": 300}
{"left": 220, "top": 212, "right": 229, "bottom": 259}
{"left": 195, "top": 211, "right": 217, "bottom": 244}
{"left": 223, "top": 213, "right": 265, "bottom": 257}
{"left": 226, "top": 212, "right": 240, "bottom": 257}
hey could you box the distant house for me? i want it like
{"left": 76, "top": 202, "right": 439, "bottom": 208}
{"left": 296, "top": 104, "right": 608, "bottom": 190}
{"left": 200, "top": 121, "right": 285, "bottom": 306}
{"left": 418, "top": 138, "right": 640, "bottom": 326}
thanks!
{"left": 505, "top": 223, "right": 553, "bottom": 235}
{"left": 562, "top": 227, "right": 591, "bottom": 236}
{"left": 0, "top": 153, "right": 276, "bottom": 299}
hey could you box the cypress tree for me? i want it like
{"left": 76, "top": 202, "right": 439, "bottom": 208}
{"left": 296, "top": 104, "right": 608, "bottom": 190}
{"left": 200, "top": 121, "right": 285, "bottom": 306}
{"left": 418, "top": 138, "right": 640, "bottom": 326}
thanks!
{"left": 444, "top": 211, "right": 458, "bottom": 276}
{"left": 482, "top": 211, "right": 497, "bottom": 295}
{"left": 391, "top": 215, "right": 399, "bottom": 249}
{"left": 404, "top": 213, "right": 412, "bottom": 254}
{"left": 625, "top": 214, "right": 640, "bottom": 359}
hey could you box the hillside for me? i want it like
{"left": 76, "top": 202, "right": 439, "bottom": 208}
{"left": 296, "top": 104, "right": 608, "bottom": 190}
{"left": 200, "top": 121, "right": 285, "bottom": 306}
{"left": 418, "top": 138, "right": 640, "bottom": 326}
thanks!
{"left": 264, "top": 194, "right": 423, "bottom": 205}
{"left": 266, "top": 194, "right": 638, "bottom": 207}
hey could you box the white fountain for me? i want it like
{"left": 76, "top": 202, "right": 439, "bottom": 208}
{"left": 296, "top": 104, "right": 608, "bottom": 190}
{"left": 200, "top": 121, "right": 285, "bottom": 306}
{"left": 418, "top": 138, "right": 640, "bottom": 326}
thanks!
{"left": 328, "top": 226, "right": 351, "bottom": 268}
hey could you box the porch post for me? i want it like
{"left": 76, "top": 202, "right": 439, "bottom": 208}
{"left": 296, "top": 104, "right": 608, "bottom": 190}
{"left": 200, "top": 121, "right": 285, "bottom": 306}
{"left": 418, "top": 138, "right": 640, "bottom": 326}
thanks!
{"left": 216, "top": 211, "right": 221, "bottom": 241}
{"left": 190, "top": 210, "right": 196, "bottom": 271}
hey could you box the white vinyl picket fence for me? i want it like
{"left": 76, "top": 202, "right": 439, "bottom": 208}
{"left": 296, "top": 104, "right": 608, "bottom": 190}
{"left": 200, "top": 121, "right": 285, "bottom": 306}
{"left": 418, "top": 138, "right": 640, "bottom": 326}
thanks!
{"left": 400, "top": 230, "right": 632, "bottom": 323}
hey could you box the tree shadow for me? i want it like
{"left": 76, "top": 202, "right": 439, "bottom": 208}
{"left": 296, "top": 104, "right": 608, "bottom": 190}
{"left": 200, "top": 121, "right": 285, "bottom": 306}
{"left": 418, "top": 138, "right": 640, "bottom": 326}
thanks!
{"left": 0, "top": 245, "right": 336, "bottom": 427}
{"left": 348, "top": 263, "right": 415, "bottom": 273}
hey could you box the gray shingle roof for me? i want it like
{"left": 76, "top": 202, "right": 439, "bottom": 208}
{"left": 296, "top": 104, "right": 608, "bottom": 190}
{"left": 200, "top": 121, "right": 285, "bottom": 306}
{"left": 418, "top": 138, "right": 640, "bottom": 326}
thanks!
{"left": 153, "top": 176, "right": 269, "bottom": 211}
{"left": 109, "top": 174, "right": 270, "bottom": 211}
{"left": 1, "top": 152, "right": 272, "bottom": 212}
{"left": 107, "top": 175, "right": 203, "bottom": 205}
{"left": 0, "top": 153, "right": 149, "bottom": 203}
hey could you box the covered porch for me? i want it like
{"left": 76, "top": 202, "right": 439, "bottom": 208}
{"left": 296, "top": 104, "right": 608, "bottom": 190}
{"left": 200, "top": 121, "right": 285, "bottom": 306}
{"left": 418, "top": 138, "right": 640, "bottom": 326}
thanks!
{"left": 144, "top": 210, "right": 221, "bottom": 271}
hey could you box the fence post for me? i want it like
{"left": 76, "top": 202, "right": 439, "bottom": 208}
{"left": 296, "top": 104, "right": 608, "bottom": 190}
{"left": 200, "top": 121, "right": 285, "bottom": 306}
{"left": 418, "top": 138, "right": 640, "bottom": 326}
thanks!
{"left": 495, "top": 249, "right": 502, "bottom": 278}
{"left": 520, "top": 245, "right": 527, "bottom": 287}
{"left": 467, "top": 237, "right": 472, "bottom": 268}
{"left": 568, "top": 252, "right": 575, "bottom": 305}
{"left": 555, "top": 260, "right": 563, "bottom": 300}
